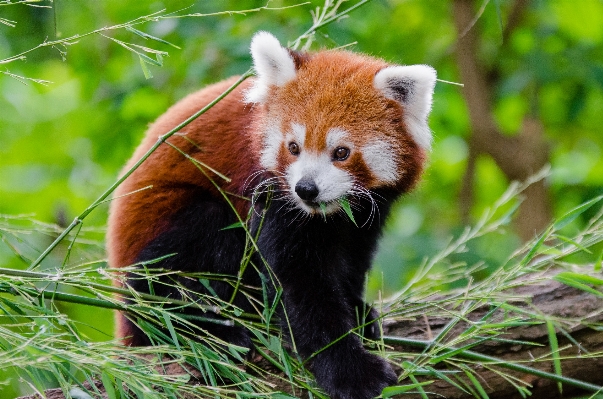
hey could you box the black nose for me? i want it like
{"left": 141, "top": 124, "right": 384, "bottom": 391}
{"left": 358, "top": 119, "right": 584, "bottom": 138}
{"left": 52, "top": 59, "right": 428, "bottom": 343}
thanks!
{"left": 295, "top": 177, "right": 319, "bottom": 202}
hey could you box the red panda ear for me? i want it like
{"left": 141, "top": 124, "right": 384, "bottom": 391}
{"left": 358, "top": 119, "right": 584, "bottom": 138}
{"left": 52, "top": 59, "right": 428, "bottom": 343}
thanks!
{"left": 374, "top": 65, "right": 437, "bottom": 150}
{"left": 245, "top": 32, "right": 297, "bottom": 103}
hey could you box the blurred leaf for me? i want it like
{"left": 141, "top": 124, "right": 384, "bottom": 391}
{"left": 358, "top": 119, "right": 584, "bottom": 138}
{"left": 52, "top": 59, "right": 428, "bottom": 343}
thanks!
{"left": 554, "top": 195, "right": 603, "bottom": 230}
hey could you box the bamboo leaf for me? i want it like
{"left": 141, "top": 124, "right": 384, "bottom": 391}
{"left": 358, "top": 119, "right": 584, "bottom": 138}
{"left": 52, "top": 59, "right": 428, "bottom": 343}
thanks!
{"left": 382, "top": 381, "right": 434, "bottom": 397}
{"left": 138, "top": 55, "right": 153, "bottom": 79}
{"left": 463, "top": 367, "right": 489, "bottom": 399}
{"left": 595, "top": 250, "right": 603, "bottom": 272}
{"left": 408, "top": 374, "right": 429, "bottom": 399}
{"left": 554, "top": 195, "right": 603, "bottom": 230}
{"left": 556, "top": 271, "right": 603, "bottom": 286}
{"left": 556, "top": 234, "right": 593, "bottom": 254}
{"left": 125, "top": 26, "right": 181, "bottom": 49}
{"left": 339, "top": 197, "right": 357, "bottom": 226}
{"left": 160, "top": 311, "right": 181, "bottom": 351}
{"left": 319, "top": 202, "right": 327, "bottom": 221}
{"left": 546, "top": 319, "right": 563, "bottom": 394}
{"left": 554, "top": 272, "right": 603, "bottom": 298}
{"left": 101, "top": 372, "right": 118, "bottom": 399}
{"left": 424, "top": 366, "right": 468, "bottom": 394}
{"left": 221, "top": 221, "right": 244, "bottom": 231}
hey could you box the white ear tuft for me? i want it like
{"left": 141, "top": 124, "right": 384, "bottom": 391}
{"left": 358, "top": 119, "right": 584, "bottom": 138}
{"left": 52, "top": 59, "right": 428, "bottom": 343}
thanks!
{"left": 374, "top": 65, "right": 437, "bottom": 150}
{"left": 245, "top": 31, "right": 297, "bottom": 103}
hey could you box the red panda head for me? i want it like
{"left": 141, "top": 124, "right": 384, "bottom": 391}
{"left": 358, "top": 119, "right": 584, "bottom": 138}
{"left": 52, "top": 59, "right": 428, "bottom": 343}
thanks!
{"left": 245, "top": 32, "right": 436, "bottom": 216}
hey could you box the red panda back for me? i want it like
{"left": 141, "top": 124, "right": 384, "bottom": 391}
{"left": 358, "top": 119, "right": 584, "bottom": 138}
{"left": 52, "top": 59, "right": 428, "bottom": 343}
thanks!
{"left": 107, "top": 77, "right": 259, "bottom": 269}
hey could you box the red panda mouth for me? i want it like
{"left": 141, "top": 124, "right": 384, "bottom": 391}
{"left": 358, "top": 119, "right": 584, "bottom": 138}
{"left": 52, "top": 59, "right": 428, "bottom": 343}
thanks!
{"left": 296, "top": 199, "right": 341, "bottom": 216}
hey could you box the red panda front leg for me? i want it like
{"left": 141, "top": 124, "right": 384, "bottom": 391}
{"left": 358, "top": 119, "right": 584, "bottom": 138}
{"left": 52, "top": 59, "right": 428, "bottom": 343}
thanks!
{"left": 253, "top": 208, "right": 397, "bottom": 399}
{"left": 122, "top": 192, "right": 258, "bottom": 350}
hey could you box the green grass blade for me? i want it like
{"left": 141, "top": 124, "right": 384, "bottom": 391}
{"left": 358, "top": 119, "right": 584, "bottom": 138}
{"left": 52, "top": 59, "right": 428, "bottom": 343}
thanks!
{"left": 125, "top": 26, "right": 181, "bottom": 49}
{"left": 220, "top": 221, "right": 244, "bottom": 231}
{"left": 339, "top": 197, "right": 357, "bottom": 226}
{"left": 546, "top": 319, "right": 563, "bottom": 394}
{"left": 382, "top": 380, "right": 433, "bottom": 398}
{"left": 595, "top": 250, "right": 603, "bottom": 272}
{"left": 319, "top": 202, "right": 327, "bottom": 221}
{"left": 554, "top": 272, "right": 603, "bottom": 298}
{"left": 138, "top": 55, "right": 153, "bottom": 79}
{"left": 101, "top": 371, "right": 118, "bottom": 399}
{"left": 424, "top": 366, "right": 469, "bottom": 394}
{"left": 554, "top": 194, "right": 603, "bottom": 230}
{"left": 408, "top": 374, "right": 429, "bottom": 399}
{"left": 462, "top": 366, "right": 489, "bottom": 399}
{"left": 160, "top": 311, "right": 181, "bottom": 351}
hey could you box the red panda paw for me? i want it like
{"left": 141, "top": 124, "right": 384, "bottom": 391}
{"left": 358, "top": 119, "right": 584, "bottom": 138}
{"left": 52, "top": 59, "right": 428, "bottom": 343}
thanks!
{"left": 312, "top": 348, "right": 397, "bottom": 399}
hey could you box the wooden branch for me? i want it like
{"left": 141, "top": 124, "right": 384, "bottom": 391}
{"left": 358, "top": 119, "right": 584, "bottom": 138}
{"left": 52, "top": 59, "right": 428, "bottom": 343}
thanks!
{"left": 384, "top": 278, "right": 603, "bottom": 398}
{"left": 17, "top": 276, "right": 603, "bottom": 399}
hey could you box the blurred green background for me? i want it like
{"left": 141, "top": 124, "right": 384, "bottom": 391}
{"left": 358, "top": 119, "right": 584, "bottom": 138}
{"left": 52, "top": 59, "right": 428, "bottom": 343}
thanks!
{"left": 1, "top": 0, "right": 602, "bottom": 396}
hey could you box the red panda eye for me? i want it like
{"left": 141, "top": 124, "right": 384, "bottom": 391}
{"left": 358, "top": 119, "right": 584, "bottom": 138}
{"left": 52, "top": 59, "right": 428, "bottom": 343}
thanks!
{"left": 333, "top": 147, "right": 350, "bottom": 161}
{"left": 288, "top": 142, "right": 300, "bottom": 156}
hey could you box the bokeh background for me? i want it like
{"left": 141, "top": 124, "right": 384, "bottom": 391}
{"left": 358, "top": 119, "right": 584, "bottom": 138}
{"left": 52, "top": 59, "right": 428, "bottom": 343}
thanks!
{"left": 1, "top": 0, "right": 602, "bottom": 396}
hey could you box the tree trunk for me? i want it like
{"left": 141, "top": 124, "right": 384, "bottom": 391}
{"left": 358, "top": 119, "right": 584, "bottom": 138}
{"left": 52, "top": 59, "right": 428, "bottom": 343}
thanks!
{"left": 452, "top": 0, "right": 552, "bottom": 241}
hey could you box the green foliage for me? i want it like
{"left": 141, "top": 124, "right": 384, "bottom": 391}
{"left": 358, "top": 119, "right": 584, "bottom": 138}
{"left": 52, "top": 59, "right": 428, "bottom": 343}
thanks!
{"left": 1, "top": 0, "right": 603, "bottom": 397}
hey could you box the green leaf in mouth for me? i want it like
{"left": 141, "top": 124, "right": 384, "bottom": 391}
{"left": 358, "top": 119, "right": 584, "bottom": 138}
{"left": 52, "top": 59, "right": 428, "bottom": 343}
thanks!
{"left": 339, "top": 197, "right": 357, "bottom": 227}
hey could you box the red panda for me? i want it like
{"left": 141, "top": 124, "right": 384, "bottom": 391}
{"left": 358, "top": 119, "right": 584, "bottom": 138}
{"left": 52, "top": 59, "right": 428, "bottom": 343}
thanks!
{"left": 107, "top": 32, "right": 436, "bottom": 399}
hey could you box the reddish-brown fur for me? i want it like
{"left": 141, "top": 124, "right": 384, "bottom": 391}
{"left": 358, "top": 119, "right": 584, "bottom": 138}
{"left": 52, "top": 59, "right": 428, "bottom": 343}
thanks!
{"left": 108, "top": 49, "right": 426, "bottom": 344}
{"left": 263, "top": 50, "right": 425, "bottom": 193}
{"left": 107, "top": 77, "right": 259, "bottom": 270}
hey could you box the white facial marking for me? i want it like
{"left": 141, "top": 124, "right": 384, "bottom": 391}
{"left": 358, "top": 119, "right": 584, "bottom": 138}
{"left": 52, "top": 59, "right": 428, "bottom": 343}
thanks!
{"left": 374, "top": 65, "right": 437, "bottom": 150}
{"left": 260, "top": 124, "right": 283, "bottom": 170}
{"left": 245, "top": 32, "right": 297, "bottom": 103}
{"left": 362, "top": 140, "right": 399, "bottom": 184}
{"left": 326, "top": 128, "right": 350, "bottom": 149}
{"left": 286, "top": 151, "right": 353, "bottom": 214}
{"left": 288, "top": 122, "right": 306, "bottom": 147}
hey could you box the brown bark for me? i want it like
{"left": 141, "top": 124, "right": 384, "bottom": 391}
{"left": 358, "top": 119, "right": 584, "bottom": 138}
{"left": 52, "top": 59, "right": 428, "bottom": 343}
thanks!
{"left": 17, "top": 278, "right": 603, "bottom": 399}
{"left": 385, "top": 279, "right": 603, "bottom": 398}
{"left": 453, "top": 0, "right": 552, "bottom": 241}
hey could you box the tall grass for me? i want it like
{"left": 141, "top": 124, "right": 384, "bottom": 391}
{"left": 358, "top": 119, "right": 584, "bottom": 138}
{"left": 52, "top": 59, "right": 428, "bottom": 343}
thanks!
{"left": 2, "top": 172, "right": 603, "bottom": 398}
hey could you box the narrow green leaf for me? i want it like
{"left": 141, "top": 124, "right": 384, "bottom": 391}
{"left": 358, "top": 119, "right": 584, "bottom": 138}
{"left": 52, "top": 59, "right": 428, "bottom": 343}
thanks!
{"left": 556, "top": 235, "right": 593, "bottom": 254}
{"left": 125, "top": 26, "right": 181, "bottom": 49}
{"left": 221, "top": 221, "right": 244, "bottom": 231}
{"left": 546, "top": 319, "right": 563, "bottom": 394}
{"left": 554, "top": 273, "right": 603, "bottom": 298}
{"left": 161, "top": 312, "right": 180, "bottom": 350}
{"left": 424, "top": 366, "right": 468, "bottom": 394}
{"left": 520, "top": 227, "right": 549, "bottom": 267}
{"left": 101, "top": 372, "right": 118, "bottom": 399}
{"left": 319, "top": 202, "right": 327, "bottom": 221}
{"left": 595, "top": 250, "right": 603, "bottom": 272}
{"left": 138, "top": 55, "right": 153, "bottom": 79}
{"left": 463, "top": 368, "right": 489, "bottom": 399}
{"left": 381, "top": 380, "right": 433, "bottom": 397}
{"left": 199, "top": 278, "right": 218, "bottom": 297}
{"left": 553, "top": 195, "right": 603, "bottom": 230}
{"left": 408, "top": 374, "right": 429, "bottom": 399}
{"left": 430, "top": 338, "right": 489, "bottom": 364}
{"left": 556, "top": 271, "right": 603, "bottom": 286}
{"left": 339, "top": 197, "right": 357, "bottom": 226}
